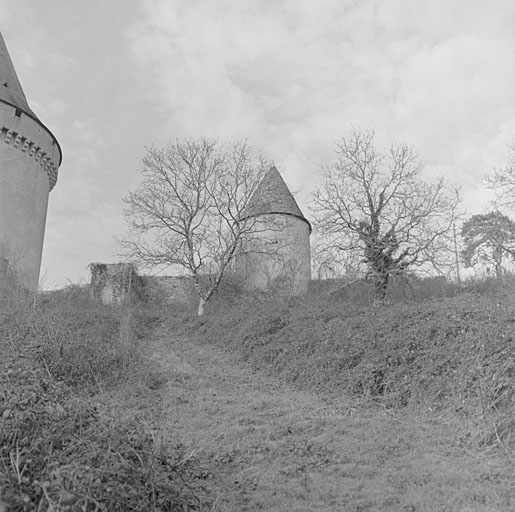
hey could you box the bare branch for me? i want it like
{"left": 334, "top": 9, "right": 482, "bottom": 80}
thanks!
{"left": 485, "top": 142, "right": 515, "bottom": 208}
{"left": 121, "top": 138, "right": 269, "bottom": 315}
{"left": 312, "top": 129, "right": 460, "bottom": 301}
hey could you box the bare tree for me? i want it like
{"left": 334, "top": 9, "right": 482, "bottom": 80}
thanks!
{"left": 121, "top": 138, "right": 269, "bottom": 316}
{"left": 311, "top": 234, "right": 363, "bottom": 281}
{"left": 485, "top": 142, "right": 515, "bottom": 207}
{"left": 312, "top": 129, "right": 460, "bottom": 302}
{"left": 461, "top": 211, "right": 515, "bottom": 278}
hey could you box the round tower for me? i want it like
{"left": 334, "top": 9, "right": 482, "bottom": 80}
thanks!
{"left": 0, "top": 31, "right": 62, "bottom": 290}
{"left": 236, "top": 166, "right": 311, "bottom": 296}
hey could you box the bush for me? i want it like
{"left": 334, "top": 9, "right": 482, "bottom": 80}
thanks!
{"left": 0, "top": 359, "right": 206, "bottom": 511}
{"left": 309, "top": 274, "right": 457, "bottom": 305}
{"left": 183, "top": 279, "right": 515, "bottom": 448}
{"left": 0, "top": 285, "right": 209, "bottom": 511}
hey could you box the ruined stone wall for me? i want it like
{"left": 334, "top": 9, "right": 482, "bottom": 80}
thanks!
{"left": 89, "top": 264, "right": 198, "bottom": 307}
{"left": 89, "top": 263, "right": 142, "bottom": 305}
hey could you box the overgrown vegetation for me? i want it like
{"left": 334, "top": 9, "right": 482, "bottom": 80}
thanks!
{"left": 184, "top": 275, "right": 515, "bottom": 451}
{"left": 0, "top": 285, "right": 209, "bottom": 511}
{"left": 5, "top": 272, "right": 515, "bottom": 509}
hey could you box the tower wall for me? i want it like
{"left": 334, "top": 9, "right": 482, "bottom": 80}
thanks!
{"left": 236, "top": 214, "right": 311, "bottom": 296}
{"left": 0, "top": 102, "right": 61, "bottom": 290}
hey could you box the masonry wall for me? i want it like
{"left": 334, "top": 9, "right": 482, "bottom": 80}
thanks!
{"left": 89, "top": 263, "right": 142, "bottom": 305}
{"left": 236, "top": 214, "right": 311, "bottom": 296}
{"left": 89, "top": 264, "right": 199, "bottom": 307}
{"left": 0, "top": 102, "right": 60, "bottom": 290}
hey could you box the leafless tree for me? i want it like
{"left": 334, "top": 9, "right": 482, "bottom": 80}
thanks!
{"left": 485, "top": 142, "right": 515, "bottom": 207}
{"left": 311, "top": 234, "right": 363, "bottom": 281}
{"left": 312, "top": 129, "right": 460, "bottom": 302}
{"left": 121, "top": 138, "right": 269, "bottom": 316}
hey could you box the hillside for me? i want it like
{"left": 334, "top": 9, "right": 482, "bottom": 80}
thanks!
{"left": 2, "top": 279, "right": 515, "bottom": 510}
{"left": 194, "top": 286, "right": 515, "bottom": 444}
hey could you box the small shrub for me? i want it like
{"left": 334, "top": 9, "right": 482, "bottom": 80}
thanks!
{"left": 0, "top": 285, "right": 209, "bottom": 510}
{"left": 0, "top": 357, "right": 206, "bottom": 511}
{"left": 185, "top": 279, "right": 515, "bottom": 449}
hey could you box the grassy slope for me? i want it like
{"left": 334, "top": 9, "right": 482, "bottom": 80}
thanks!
{"left": 144, "top": 281, "right": 515, "bottom": 511}
{"left": 4, "top": 278, "right": 515, "bottom": 510}
{"left": 192, "top": 284, "right": 515, "bottom": 449}
{"left": 0, "top": 287, "right": 210, "bottom": 511}
{"left": 147, "top": 324, "right": 515, "bottom": 511}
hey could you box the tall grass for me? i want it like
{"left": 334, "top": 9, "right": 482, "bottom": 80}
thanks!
{"left": 0, "top": 284, "right": 207, "bottom": 511}
{"left": 183, "top": 274, "right": 515, "bottom": 450}
{"left": 34, "top": 287, "right": 138, "bottom": 390}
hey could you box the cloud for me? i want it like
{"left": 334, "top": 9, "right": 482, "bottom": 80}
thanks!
{"left": 127, "top": 0, "right": 515, "bottom": 206}
{"left": 4, "top": 0, "right": 515, "bottom": 286}
{"left": 0, "top": 1, "right": 19, "bottom": 25}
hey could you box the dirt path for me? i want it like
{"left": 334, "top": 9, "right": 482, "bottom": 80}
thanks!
{"left": 145, "top": 325, "right": 515, "bottom": 512}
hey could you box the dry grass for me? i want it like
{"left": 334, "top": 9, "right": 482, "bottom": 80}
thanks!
{"left": 5, "top": 274, "right": 515, "bottom": 510}
{"left": 148, "top": 306, "right": 515, "bottom": 511}
{"left": 186, "top": 275, "right": 515, "bottom": 451}
{"left": 0, "top": 285, "right": 210, "bottom": 511}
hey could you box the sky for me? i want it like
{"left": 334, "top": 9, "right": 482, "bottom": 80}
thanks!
{"left": 0, "top": 0, "right": 514, "bottom": 288}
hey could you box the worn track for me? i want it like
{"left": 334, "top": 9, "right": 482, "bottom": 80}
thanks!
{"left": 145, "top": 326, "right": 515, "bottom": 511}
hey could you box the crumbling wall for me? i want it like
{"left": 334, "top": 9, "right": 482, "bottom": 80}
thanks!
{"left": 89, "top": 263, "right": 198, "bottom": 307}
{"left": 89, "top": 263, "right": 143, "bottom": 305}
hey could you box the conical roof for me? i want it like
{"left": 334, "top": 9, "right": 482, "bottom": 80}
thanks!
{"left": 0, "top": 31, "right": 39, "bottom": 120}
{"left": 242, "top": 166, "right": 311, "bottom": 231}
{"left": 0, "top": 31, "right": 62, "bottom": 170}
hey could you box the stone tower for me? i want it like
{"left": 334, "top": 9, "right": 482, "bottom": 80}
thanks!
{"left": 236, "top": 166, "right": 311, "bottom": 296}
{"left": 0, "top": 31, "right": 62, "bottom": 290}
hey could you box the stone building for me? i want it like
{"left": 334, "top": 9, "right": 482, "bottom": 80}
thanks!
{"left": 0, "top": 31, "right": 62, "bottom": 290}
{"left": 235, "top": 166, "right": 311, "bottom": 296}
{"left": 90, "top": 168, "right": 312, "bottom": 305}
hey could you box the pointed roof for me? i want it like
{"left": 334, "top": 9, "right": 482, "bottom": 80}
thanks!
{"left": 0, "top": 31, "right": 39, "bottom": 120}
{"left": 242, "top": 166, "right": 311, "bottom": 231}
{"left": 0, "top": 31, "right": 62, "bottom": 168}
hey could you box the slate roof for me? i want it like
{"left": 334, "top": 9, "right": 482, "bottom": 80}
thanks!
{"left": 0, "top": 31, "right": 39, "bottom": 120}
{"left": 242, "top": 166, "right": 311, "bottom": 231}
{"left": 0, "top": 31, "right": 62, "bottom": 167}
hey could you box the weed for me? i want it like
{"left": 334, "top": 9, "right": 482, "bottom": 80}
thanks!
{"left": 183, "top": 276, "right": 515, "bottom": 451}
{"left": 0, "top": 284, "right": 209, "bottom": 510}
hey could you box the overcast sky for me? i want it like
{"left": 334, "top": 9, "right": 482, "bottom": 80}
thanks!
{"left": 1, "top": 0, "right": 514, "bottom": 288}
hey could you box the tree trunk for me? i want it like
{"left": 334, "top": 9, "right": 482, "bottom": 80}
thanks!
{"left": 197, "top": 297, "right": 207, "bottom": 317}
{"left": 373, "top": 272, "right": 389, "bottom": 304}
